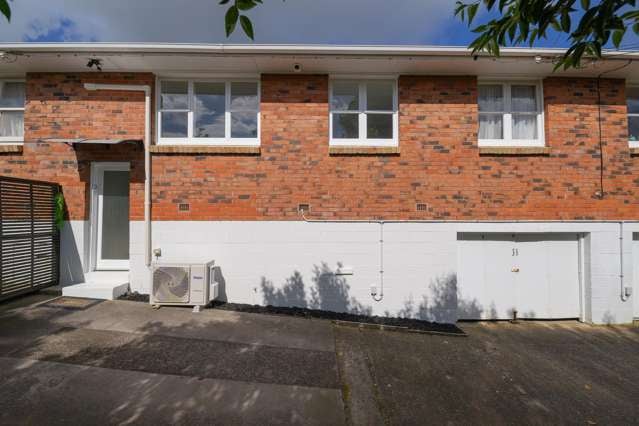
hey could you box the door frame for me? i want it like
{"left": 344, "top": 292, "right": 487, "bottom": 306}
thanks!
{"left": 90, "top": 162, "right": 131, "bottom": 271}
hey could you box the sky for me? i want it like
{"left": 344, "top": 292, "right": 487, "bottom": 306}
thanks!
{"left": 0, "top": 0, "right": 637, "bottom": 49}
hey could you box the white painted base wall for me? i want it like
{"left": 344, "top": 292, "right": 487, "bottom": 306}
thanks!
{"left": 59, "top": 220, "right": 638, "bottom": 324}
{"left": 634, "top": 233, "right": 639, "bottom": 319}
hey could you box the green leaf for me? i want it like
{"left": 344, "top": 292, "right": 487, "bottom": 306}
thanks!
{"left": 0, "top": 0, "right": 11, "bottom": 21}
{"left": 468, "top": 3, "right": 479, "bottom": 24}
{"left": 239, "top": 15, "right": 254, "bottom": 40}
{"left": 225, "top": 5, "right": 239, "bottom": 37}
{"left": 633, "top": 22, "right": 639, "bottom": 35}
{"left": 560, "top": 11, "right": 571, "bottom": 33}
{"left": 237, "top": 0, "right": 258, "bottom": 11}
{"left": 54, "top": 192, "right": 65, "bottom": 231}
{"left": 612, "top": 28, "right": 625, "bottom": 48}
{"left": 580, "top": 0, "right": 589, "bottom": 10}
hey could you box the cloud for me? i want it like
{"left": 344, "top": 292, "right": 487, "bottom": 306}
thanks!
{"left": 0, "top": 0, "right": 462, "bottom": 44}
{"left": 23, "top": 17, "right": 97, "bottom": 42}
{"left": 0, "top": 0, "right": 630, "bottom": 48}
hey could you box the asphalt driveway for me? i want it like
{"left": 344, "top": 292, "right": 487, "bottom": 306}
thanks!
{"left": 1, "top": 294, "right": 638, "bottom": 425}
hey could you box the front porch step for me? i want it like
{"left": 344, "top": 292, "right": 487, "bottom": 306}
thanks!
{"left": 61, "top": 271, "right": 130, "bottom": 300}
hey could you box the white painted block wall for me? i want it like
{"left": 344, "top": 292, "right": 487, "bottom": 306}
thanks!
{"left": 122, "top": 221, "right": 639, "bottom": 324}
{"left": 58, "top": 220, "right": 637, "bottom": 323}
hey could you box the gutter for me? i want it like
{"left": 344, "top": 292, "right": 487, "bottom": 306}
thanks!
{"left": 2, "top": 42, "right": 638, "bottom": 60}
{"left": 84, "top": 83, "right": 153, "bottom": 268}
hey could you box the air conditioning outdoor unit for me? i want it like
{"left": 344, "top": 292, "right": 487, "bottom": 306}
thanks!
{"left": 151, "top": 260, "right": 218, "bottom": 308}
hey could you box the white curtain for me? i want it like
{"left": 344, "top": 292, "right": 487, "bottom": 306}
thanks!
{"left": 479, "top": 114, "right": 503, "bottom": 139}
{"left": 0, "top": 82, "right": 25, "bottom": 108}
{"left": 0, "top": 111, "right": 23, "bottom": 137}
{"left": 511, "top": 85, "right": 536, "bottom": 112}
{"left": 478, "top": 85, "right": 503, "bottom": 112}
{"left": 512, "top": 115, "right": 537, "bottom": 139}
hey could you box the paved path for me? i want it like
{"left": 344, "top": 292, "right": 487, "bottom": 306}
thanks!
{"left": 0, "top": 295, "right": 345, "bottom": 425}
{"left": 2, "top": 294, "right": 639, "bottom": 425}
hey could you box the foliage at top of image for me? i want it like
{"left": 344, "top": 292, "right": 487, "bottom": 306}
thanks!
{"left": 455, "top": 0, "right": 639, "bottom": 69}
{"left": 0, "top": 0, "right": 10, "bottom": 22}
{"left": 220, "top": 0, "right": 268, "bottom": 40}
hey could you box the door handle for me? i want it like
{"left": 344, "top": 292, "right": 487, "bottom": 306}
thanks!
{"left": 511, "top": 267, "right": 520, "bottom": 272}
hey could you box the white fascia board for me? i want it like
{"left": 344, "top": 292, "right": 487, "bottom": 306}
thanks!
{"left": 1, "top": 42, "right": 637, "bottom": 59}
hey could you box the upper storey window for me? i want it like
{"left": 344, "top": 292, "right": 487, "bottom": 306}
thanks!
{"left": 0, "top": 80, "right": 25, "bottom": 143}
{"left": 627, "top": 86, "right": 639, "bottom": 147}
{"left": 158, "top": 79, "right": 259, "bottom": 146}
{"left": 478, "top": 81, "right": 544, "bottom": 147}
{"left": 329, "top": 79, "right": 398, "bottom": 147}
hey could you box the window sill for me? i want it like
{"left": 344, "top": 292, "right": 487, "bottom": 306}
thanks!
{"left": 329, "top": 146, "right": 400, "bottom": 156}
{"left": 150, "top": 145, "right": 260, "bottom": 155}
{"left": 479, "top": 146, "right": 550, "bottom": 156}
{"left": 0, "top": 144, "right": 23, "bottom": 154}
{"left": 630, "top": 147, "right": 639, "bottom": 156}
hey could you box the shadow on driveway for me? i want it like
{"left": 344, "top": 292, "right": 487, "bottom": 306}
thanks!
{"left": 336, "top": 321, "right": 639, "bottom": 425}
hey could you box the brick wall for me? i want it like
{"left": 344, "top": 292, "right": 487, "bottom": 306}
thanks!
{"left": 0, "top": 73, "right": 152, "bottom": 220}
{"left": 152, "top": 74, "right": 637, "bottom": 220}
{"left": 0, "top": 72, "right": 636, "bottom": 221}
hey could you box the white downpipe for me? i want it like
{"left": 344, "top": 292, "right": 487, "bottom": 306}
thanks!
{"left": 620, "top": 222, "right": 628, "bottom": 302}
{"left": 84, "top": 83, "right": 152, "bottom": 267}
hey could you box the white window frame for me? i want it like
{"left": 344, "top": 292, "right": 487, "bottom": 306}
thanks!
{"left": 156, "top": 77, "right": 260, "bottom": 146}
{"left": 0, "top": 79, "right": 25, "bottom": 144}
{"left": 478, "top": 79, "right": 545, "bottom": 148}
{"left": 329, "top": 77, "right": 399, "bottom": 147}
{"left": 627, "top": 84, "right": 639, "bottom": 148}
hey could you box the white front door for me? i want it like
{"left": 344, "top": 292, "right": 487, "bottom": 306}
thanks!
{"left": 92, "top": 163, "right": 130, "bottom": 270}
{"left": 458, "top": 233, "right": 581, "bottom": 320}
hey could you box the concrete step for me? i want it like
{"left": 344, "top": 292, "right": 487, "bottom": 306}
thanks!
{"left": 62, "top": 271, "right": 129, "bottom": 301}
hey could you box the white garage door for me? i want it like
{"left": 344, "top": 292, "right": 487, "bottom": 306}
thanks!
{"left": 634, "top": 233, "right": 639, "bottom": 319}
{"left": 457, "top": 233, "right": 581, "bottom": 320}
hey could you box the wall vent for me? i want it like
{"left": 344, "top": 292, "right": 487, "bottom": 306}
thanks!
{"left": 416, "top": 203, "right": 429, "bottom": 212}
{"left": 298, "top": 203, "right": 310, "bottom": 214}
{"left": 178, "top": 203, "right": 190, "bottom": 212}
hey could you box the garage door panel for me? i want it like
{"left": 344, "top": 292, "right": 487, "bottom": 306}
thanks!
{"left": 515, "top": 234, "right": 580, "bottom": 319}
{"left": 458, "top": 233, "right": 516, "bottom": 320}
{"left": 634, "top": 233, "right": 639, "bottom": 318}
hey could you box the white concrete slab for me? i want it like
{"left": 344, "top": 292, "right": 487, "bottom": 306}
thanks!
{"left": 62, "top": 271, "right": 129, "bottom": 300}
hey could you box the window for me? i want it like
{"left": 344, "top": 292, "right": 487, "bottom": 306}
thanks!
{"left": 627, "top": 86, "right": 639, "bottom": 147}
{"left": 0, "top": 80, "right": 25, "bottom": 143}
{"left": 330, "top": 79, "right": 398, "bottom": 146}
{"left": 478, "top": 81, "right": 544, "bottom": 147}
{"left": 158, "top": 79, "right": 259, "bottom": 145}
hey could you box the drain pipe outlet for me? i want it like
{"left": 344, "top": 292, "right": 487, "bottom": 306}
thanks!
{"left": 84, "top": 83, "right": 152, "bottom": 267}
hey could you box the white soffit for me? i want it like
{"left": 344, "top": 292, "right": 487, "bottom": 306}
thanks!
{"left": 0, "top": 43, "right": 637, "bottom": 79}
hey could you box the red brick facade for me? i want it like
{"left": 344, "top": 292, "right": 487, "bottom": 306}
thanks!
{"left": 0, "top": 72, "right": 636, "bottom": 221}
{"left": 0, "top": 73, "right": 151, "bottom": 220}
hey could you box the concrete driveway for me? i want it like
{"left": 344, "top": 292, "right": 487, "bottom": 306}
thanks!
{"left": 1, "top": 294, "right": 639, "bottom": 425}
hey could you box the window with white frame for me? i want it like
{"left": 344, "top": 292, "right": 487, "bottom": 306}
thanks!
{"left": 330, "top": 79, "right": 398, "bottom": 146}
{"left": 627, "top": 86, "right": 639, "bottom": 147}
{"left": 158, "top": 79, "right": 259, "bottom": 145}
{"left": 478, "top": 81, "right": 544, "bottom": 147}
{"left": 0, "top": 80, "right": 25, "bottom": 143}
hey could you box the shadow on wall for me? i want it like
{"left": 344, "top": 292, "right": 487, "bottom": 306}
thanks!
{"left": 59, "top": 221, "right": 85, "bottom": 286}
{"left": 260, "top": 262, "right": 372, "bottom": 316}
{"left": 396, "top": 273, "right": 502, "bottom": 323}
